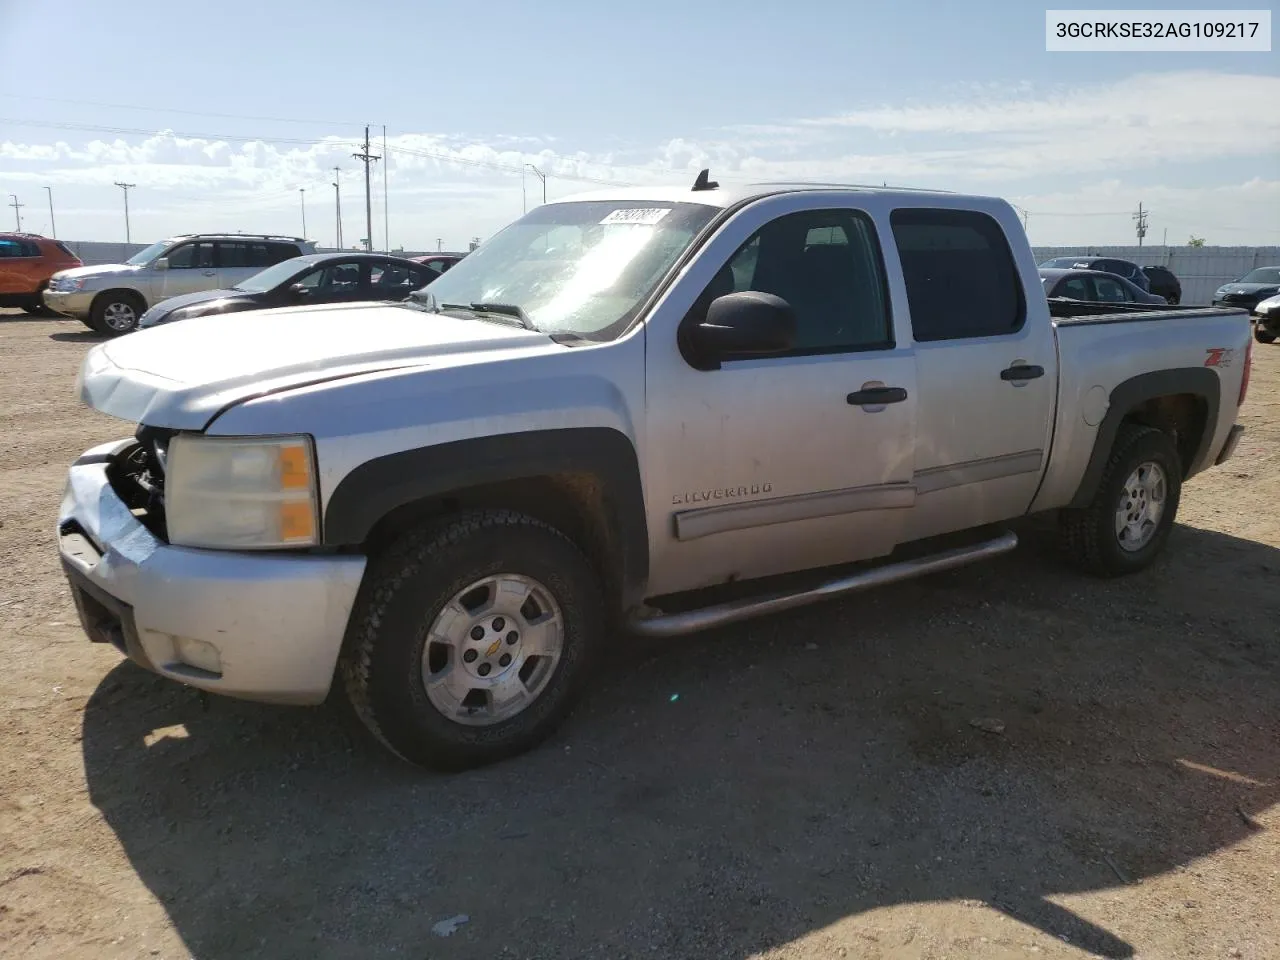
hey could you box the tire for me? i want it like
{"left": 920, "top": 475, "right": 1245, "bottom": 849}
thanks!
{"left": 340, "top": 509, "right": 605, "bottom": 770}
{"left": 1255, "top": 326, "right": 1277, "bottom": 344}
{"left": 89, "top": 290, "right": 145, "bottom": 335}
{"left": 1058, "top": 423, "right": 1182, "bottom": 578}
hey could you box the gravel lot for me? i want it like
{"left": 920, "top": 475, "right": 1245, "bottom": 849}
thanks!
{"left": 1, "top": 308, "right": 1277, "bottom": 960}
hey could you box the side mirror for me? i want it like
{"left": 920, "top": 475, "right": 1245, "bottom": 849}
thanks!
{"left": 154, "top": 257, "right": 169, "bottom": 271}
{"left": 288, "top": 283, "right": 309, "bottom": 299}
{"left": 687, "top": 291, "right": 796, "bottom": 368}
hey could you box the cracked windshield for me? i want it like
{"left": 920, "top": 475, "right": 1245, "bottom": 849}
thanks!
{"left": 415, "top": 200, "right": 718, "bottom": 337}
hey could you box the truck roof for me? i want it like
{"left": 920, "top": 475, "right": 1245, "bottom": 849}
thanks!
{"left": 556, "top": 174, "right": 968, "bottom": 210}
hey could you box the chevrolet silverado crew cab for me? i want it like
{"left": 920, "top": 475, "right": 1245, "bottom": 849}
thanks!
{"left": 59, "top": 174, "right": 1252, "bottom": 770}
{"left": 43, "top": 233, "right": 317, "bottom": 335}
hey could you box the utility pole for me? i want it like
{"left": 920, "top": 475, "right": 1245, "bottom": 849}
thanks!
{"left": 351, "top": 125, "right": 380, "bottom": 252}
{"left": 436, "top": 237, "right": 442, "bottom": 252}
{"left": 1133, "top": 202, "right": 1148, "bottom": 248}
{"left": 332, "top": 168, "right": 343, "bottom": 249}
{"left": 8, "top": 194, "right": 23, "bottom": 231}
{"left": 382, "top": 124, "right": 389, "bottom": 253}
{"left": 114, "top": 182, "right": 135, "bottom": 243}
{"left": 299, "top": 188, "right": 307, "bottom": 239}
{"left": 44, "top": 187, "right": 55, "bottom": 238}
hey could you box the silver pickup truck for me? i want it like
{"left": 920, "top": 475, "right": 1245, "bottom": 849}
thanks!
{"left": 59, "top": 175, "right": 1252, "bottom": 770}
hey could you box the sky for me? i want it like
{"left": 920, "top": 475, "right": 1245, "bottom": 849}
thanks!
{"left": 0, "top": 0, "right": 1277, "bottom": 251}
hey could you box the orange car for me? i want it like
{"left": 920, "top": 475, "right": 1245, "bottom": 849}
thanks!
{"left": 0, "top": 233, "right": 82, "bottom": 313}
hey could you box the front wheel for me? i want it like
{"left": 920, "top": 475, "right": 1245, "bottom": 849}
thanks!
{"left": 1058, "top": 423, "right": 1182, "bottom": 577}
{"left": 89, "top": 291, "right": 144, "bottom": 335}
{"left": 340, "top": 509, "right": 605, "bottom": 770}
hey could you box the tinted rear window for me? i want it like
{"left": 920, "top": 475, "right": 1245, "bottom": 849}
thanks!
{"left": 890, "top": 208, "right": 1025, "bottom": 342}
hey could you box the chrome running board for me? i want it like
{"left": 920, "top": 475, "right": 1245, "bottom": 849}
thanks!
{"left": 626, "top": 530, "right": 1018, "bottom": 638}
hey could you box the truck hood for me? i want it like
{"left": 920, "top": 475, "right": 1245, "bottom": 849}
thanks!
{"left": 79, "top": 301, "right": 553, "bottom": 430}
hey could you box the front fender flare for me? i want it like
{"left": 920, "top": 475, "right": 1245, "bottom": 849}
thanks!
{"left": 323, "top": 426, "right": 648, "bottom": 595}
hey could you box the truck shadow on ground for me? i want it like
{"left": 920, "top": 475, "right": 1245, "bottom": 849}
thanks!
{"left": 81, "top": 518, "right": 1279, "bottom": 960}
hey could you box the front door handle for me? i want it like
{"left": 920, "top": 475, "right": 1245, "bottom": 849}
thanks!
{"left": 203, "top": 270, "right": 217, "bottom": 277}
{"left": 1000, "top": 364, "right": 1044, "bottom": 382}
{"left": 847, "top": 386, "right": 908, "bottom": 405}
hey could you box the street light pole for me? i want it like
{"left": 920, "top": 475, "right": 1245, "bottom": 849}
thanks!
{"left": 527, "top": 165, "right": 547, "bottom": 206}
{"left": 332, "top": 168, "right": 343, "bottom": 249}
{"left": 44, "top": 186, "right": 56, "bottom": 238}
{"left": 299, "top": 188, "right": 307, "bottom": 239}
{"left": 113, "top": 182, "right": 135, "bottom": 243}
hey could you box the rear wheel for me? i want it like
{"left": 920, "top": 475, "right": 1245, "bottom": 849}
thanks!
{"left": 1255, "top": 325, "right": 1277, "bottom": 344}
{"left": 89, "top": 291, "right": 145, "bottom": 335}
{"left": 1059, "top": 423, "right": 1182, "bottom": 577}
{"left": 340, "top": 509, "right": 605, "bottom": 770}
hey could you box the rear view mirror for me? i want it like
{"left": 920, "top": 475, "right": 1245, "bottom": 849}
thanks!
{"left": 154, "top": 257, "right": 169, "bottom": 271}
{"left": 687, "top": 291, "right": 796, "bottom": 369}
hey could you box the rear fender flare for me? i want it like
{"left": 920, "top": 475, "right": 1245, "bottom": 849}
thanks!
{"left": 1068, "top": 368, "right": 1220, "bottom": 508}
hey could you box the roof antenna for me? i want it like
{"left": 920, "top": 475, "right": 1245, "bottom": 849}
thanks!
{"left": 691, "top": 168, "right": 719, "bottom": 192}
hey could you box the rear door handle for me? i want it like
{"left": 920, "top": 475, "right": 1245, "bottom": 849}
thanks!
{"left": 847, "top": 386, "right": 908, "bottom": 405}
{"left": 1000, "top": 364, "right": 1044, "bottom": 382}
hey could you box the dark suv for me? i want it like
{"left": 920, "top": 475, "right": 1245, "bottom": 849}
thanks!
{"left": 1039, "top": 256, "right": 1151, "bottom": 292}
{"left": 1141, "top": 265, "right": 1182, "bottom": 305}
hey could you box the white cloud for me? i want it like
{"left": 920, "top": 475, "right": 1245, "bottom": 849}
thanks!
{"left": 0, "top": 70, "right": 1276, "bottom": 247}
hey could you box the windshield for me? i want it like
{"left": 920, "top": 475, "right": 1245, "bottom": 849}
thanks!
{"left": 1039, "top": 257, "right": 1088, "bottom": 269}
{"left": 125, "top": 239, "right": 172, "bottom": 266}
{"left": 1238, "top": 267, "right": 1280, "bottom": 284}
{"left": 413, "top": 200, "right": 720, "bottom": 338}
{"left": 234, "top": 258, "right": 311, "bottom": 293}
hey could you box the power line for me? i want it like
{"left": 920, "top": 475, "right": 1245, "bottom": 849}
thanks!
{"left": 0, "top": 116, "right": 361, "bottom": 147}
{"left": 0, "top": 93, "right": 367, "bottom": 127}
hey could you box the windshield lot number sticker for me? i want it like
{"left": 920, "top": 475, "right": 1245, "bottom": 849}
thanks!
{"left": 600, "top": 208, "right": 671, "bottom": 226}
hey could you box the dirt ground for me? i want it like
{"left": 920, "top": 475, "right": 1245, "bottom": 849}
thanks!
{"left": 0, "top": 308, "right": 1276, "bottom": 960}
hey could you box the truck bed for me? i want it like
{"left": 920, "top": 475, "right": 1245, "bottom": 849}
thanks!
{"left": 1030, "top": 300, "right": 1252, "bottom": 513}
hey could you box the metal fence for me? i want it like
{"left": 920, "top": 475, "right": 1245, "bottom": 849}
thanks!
{"left": 1032, "top": 246, "right": 1280, "bottom": 306}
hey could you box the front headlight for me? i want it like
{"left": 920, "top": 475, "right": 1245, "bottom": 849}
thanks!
{"left": 165, "top": 435, "right": 320, "bottom": 549}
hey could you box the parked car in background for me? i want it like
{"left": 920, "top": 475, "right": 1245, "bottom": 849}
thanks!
{"left": 1212, "top": 266, "right": 1280, "bottom": 314}
{"left": 1252, "top": 292, "right": 1280, "bottom": 344}
{"left": 138, "top": 253, "right": 440, "bottom": 329}
{"left": 1038, "top": 255, "right": 1152, "bottom": 292}
{"left": 410, "top": 253, "right": 464, "bottom": 278}
{"left": 1040, "top": 268, "right": 1167, "bottom": 305}
{"left": 1141, "top": 265, "right": 1181, "bottom": 305}
{"left": 0, "top": 233, "right": 82, "bottom": 313}
{"left": 43, "top": 233, "right": 318, "bottom": 334}
{"left": 61, "top": 177, "right": 1251, "bottom": 769}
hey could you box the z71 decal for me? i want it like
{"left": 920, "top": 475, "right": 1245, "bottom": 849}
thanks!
{"left": 1204, "top": 348, "right": 1235, "bottom": 367}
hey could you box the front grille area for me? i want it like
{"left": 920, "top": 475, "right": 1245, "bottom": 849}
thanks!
{"left": 105, "top": 426, "right": 174, "bottom": 541}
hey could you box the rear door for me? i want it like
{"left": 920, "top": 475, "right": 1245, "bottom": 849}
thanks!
{"left": 888, "top": 206, "right": 1058, "bottom": 542}
{"left": 215, "top": 241, "right": 279, "bottom": 288}
{"left": 368, "top": 260, "right": 425, "bottom": 300}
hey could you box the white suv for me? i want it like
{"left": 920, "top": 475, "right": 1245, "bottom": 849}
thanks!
{"left": 43, "top": 234, "right": 317, "bottom": 334}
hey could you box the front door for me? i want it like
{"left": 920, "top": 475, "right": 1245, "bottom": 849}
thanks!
{"left": 886, "top": 206, "right": 1058, "bottom": 542}
{"left": 160, "top": 240, "right": 217, "bottom": 299}
{"left": 643, "top": 197, "right": 918, "bottom": 598}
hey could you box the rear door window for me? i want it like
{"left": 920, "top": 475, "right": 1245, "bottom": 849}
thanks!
{"left": 890, "top": 208, "right": 1025, "bottom": 341}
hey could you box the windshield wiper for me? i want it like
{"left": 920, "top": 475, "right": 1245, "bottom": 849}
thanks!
{"left": 441, "top": 301, "right": 536, "bottom": 331}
